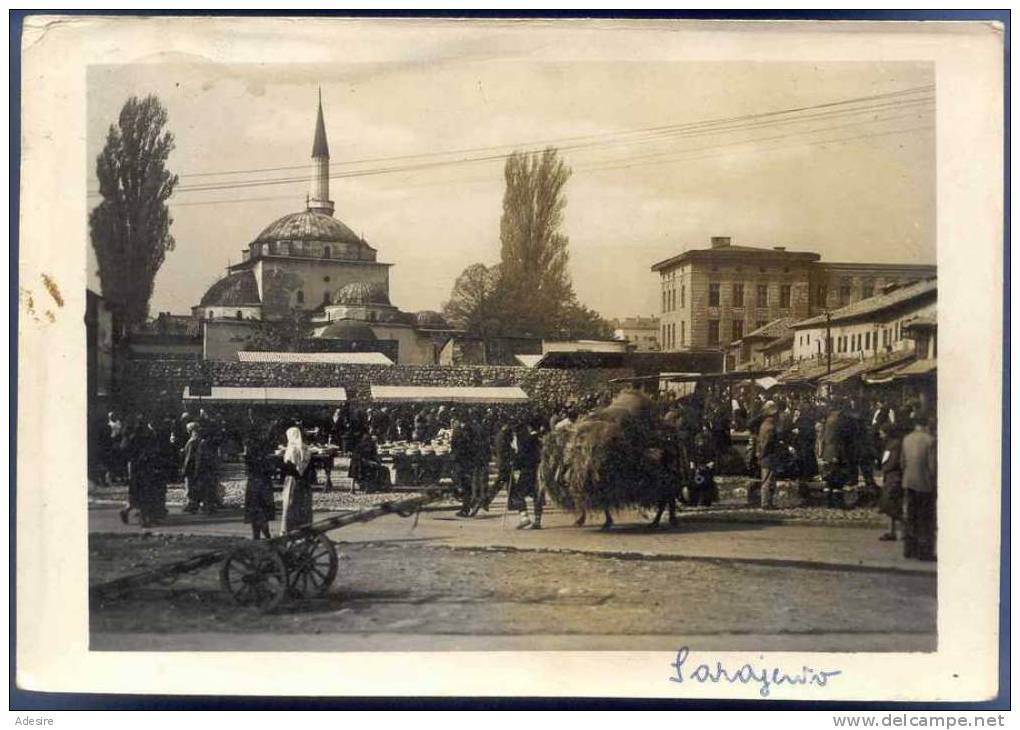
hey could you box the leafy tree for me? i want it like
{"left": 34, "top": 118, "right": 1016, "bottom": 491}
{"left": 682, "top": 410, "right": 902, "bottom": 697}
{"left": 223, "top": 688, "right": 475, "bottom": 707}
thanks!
{"left": 243, "top": 310, "right": 311, "bottom": 352}
{"left": 498, "top": 148, "right": 575, "bottom": 335}
{"left": 442, "top": 147, "right": 613, "bottom": 344}
{"left": 442, "top": 263, "right": 505, "bottom": 335}
{"left": 89, "top": 95, "right": 179, "bottom": 329}
{"left": 552, "top": 299, "right": 615, "bottom": 340}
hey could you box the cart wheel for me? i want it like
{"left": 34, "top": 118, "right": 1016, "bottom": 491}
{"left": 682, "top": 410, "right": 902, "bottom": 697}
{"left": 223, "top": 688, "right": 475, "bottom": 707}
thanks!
{"left": 220, "top": 543, "right": 288, "bottom": 613}
{"left": 285, "top": 534, "right": 339, "bottom": 598}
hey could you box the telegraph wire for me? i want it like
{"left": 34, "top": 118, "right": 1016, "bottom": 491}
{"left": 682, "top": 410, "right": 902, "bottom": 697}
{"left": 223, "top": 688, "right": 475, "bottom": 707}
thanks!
{"left": 87, "top": 85, "right": 933, "bottom": 197}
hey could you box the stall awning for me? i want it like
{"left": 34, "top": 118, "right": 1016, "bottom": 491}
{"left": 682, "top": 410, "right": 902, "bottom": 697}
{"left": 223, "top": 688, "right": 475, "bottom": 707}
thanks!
{"left": 182, "top": 386, "right": 347, "bottom": 404}
{"left": 777, "top": 358, "right": 856, "bottom": 384}
{"left": 369, "top": 385, "right": 529, "bottom": 403}
{"left": 862, "top": 358, "right": 936, "bottom": 384}
{"left": 818, "top": 350, "right": 916, "bottom": 385}
{"left": 237, "top": 351, "right": 393, "bottom": 365}
{"left": 514, "top": 354, "right": 544, "bottom": 368}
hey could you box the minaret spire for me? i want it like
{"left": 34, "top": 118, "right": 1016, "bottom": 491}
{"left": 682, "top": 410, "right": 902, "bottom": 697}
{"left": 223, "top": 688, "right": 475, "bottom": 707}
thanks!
{"left": 308, "top": 87, "right": 334, "bottom": 216}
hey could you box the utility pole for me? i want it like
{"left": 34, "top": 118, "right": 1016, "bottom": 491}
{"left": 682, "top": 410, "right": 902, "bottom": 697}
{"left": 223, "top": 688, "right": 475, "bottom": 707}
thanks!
{"left": 825, "top": 310, "right": 832, "bottom": 375}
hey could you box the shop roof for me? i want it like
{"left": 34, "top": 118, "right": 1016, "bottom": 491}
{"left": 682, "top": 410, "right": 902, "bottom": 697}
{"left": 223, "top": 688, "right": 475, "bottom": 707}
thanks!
{"left": 237, "top": 351, "right": 393, "bottom": 365}
{"left": 817, "top": 349, "right": 916, "bottom": 385}
{"left": 182, "top": 386, "right": 347, "bottom": 404}
{"left": 793, "top": 278, "right": 937, "bottom": 329}
{"left": 369, "top": 385, "right": 530, "bottom": 403}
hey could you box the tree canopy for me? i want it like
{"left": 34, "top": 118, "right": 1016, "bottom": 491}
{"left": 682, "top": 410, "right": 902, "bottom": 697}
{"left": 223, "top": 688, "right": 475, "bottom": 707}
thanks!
{"left": 442, "top": 147, "right": 612, "bottom": 343}
{"left": 89, "top": 95, "right": 179, "bottom": 329}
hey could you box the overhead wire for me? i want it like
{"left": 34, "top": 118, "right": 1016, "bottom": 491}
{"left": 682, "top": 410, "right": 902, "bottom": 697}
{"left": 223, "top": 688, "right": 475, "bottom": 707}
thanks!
{"left": 87, "top": 85, "right": 933, "bottom": 198}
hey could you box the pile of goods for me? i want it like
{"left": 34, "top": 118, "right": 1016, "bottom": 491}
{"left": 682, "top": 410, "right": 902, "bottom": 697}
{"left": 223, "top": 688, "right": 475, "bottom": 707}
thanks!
{"left": 377, "top": 429, "right": 452, "bottom": 458}
{"left": 539, "top": 389, "right": 676, "bottom": 514}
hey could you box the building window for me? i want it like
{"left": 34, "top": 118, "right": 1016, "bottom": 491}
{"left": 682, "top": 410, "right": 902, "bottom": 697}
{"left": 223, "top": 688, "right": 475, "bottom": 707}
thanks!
{"left": 865, "top": 332, "right": 870, "bottom": 350}
{"left": 296, "top": 290, "right": 304, "bottom": 305}
{"left": 732, "top": 320, "right": 744, "bottom": 341}
{"left": 207, "top": 310, "right": 213, "bottom": 319}
{"left": 671, "top": 289, "right": 676, "bottom": 311}
{"left": 235, "top": 310, "right": 243, "bottom": 320}
{"left": 816, "top": 285, "right": 827, "bottom": 307}
{"left": 862, "top": 279, "right": 874, "bottom": 299}
{"left": 662, "top": 324, "right": 667, "bottom": 344}
{"left": 709, "top": 283, "right": 720, "bottom": 307}
{"left": 680, "top": 285, "right": 686, "bottom": 308}
{"left": 780, "top": 285, "right": 791, "bottom": 309}
{"left": 839, "top": 281, "right": 851, "bottom": 306}
{"left": 662, "top": 291, "right": 667, "bottom": 314}
{"left": 756, "top": 285, "right": 768, "bottom": 307}
{"left": 708, "top": 319, "right": 720, "bottom": 345}
{"left": 681, "top": 321, "right": 686, "bottom": 345}
{"left": 732, "top": 283, "right": 744, "bottom": 307}
{"left": 324, "top": 246, "right": 332, "bottom": 259}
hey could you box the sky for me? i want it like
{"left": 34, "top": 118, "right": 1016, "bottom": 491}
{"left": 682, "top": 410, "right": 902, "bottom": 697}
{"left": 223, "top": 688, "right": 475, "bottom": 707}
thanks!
{"left": 86, "top": 48, "right": 934, "bottom": 320}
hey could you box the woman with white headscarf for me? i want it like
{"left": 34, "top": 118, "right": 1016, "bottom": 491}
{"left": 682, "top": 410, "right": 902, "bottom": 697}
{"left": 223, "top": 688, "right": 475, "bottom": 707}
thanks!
{"left": 280, "top": 426, "right": 314, "bottom": 534}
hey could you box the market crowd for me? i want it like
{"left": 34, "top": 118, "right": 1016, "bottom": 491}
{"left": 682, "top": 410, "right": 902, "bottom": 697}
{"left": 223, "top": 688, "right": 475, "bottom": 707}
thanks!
{"left": 88, "top": 384, "right": 936, "bottom": 561}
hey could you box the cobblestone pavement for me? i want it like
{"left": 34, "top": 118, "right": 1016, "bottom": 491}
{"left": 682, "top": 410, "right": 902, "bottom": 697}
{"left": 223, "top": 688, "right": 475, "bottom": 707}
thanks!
{"left": 89, "top": 458, "right": 934, "bottom": 651}
{"left": 89, "top": 533, "right": 936, "bottom": 653}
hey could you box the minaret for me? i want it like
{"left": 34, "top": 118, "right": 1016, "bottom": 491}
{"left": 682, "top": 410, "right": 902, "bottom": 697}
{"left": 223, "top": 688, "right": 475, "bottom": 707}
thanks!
{"left": 308, "top": 88, "right": 334, "bottom": 217}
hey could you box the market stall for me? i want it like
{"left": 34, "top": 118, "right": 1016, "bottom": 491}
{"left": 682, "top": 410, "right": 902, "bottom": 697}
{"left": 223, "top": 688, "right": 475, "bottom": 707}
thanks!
{"left": 368, "top": 385, "right": 530, "bottom": 487}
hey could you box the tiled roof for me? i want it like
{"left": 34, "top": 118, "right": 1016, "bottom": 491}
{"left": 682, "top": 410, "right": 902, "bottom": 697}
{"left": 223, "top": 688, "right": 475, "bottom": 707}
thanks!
{"left": 759, "top": 333, "right": 794, "bottom": 353}
{"left": 793, "top": 278, "right": 936, "bottom": 328}
{"left": 199, "top": 270, "right": 261, "bottom": 307}
{"left": 741, "top": 317, "right": 796, "bottom": 341}
{"left": 651, "top": 244, "right": 820, "bottom": 271}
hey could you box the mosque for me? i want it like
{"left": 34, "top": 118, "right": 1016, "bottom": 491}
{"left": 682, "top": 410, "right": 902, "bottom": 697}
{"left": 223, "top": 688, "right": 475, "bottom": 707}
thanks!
{"left": 192, "top": 94, "right": 463, "bottom": 365}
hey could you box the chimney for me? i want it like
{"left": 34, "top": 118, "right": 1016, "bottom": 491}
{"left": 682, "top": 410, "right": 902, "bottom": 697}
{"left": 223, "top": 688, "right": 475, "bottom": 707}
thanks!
{"left": 710, "top": 236, "right": 731, "bottom": 249}
{"left": 773, "top": 246, "right": 786, "bottom": 251}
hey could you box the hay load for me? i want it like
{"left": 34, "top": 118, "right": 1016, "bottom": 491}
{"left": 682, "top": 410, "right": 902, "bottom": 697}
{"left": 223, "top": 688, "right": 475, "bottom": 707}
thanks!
{"left": 539, "top": 389, "right": 676, "bottom": 527}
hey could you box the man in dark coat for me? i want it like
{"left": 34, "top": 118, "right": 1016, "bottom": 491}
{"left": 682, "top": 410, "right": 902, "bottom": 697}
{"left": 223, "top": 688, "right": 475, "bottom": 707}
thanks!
{"left": 451, "top": 413, "right": 476, "bottom": 516}
{"left": 756, "top": 401, "right": 780, "bottom": 510}
{"left": 901, "top": 418, "right": 937, "bottom": 560}
{"left": 509, "top": 421, "right": 543, "bottom": 529}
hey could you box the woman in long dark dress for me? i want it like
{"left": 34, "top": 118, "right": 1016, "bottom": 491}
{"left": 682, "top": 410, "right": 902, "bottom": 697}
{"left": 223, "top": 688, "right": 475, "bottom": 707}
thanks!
{"left": 279, "top": 426, "right": 314, "bottom": 535}
{"left": 877, "top": 423, "right": 905, "bottom": 541}
{"left": 243, "top": 422, "right": 277, "bottom": 540}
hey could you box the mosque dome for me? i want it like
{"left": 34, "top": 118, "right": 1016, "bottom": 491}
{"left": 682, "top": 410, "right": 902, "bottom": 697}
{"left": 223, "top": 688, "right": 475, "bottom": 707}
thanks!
{"left": 253, "top": 210, "right": 363, "bottom": 246}
{"left": 318, "top": 319, "right": 378, "bottom": 341}
{"left": 333, "top": 281, "right": 391, "bottom": 306}
{"left": 199, "top": 270, "right": 261, "bottom": 306}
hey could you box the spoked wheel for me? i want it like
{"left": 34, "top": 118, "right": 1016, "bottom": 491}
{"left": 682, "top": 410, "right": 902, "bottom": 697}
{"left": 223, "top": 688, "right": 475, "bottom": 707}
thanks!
{"left": 220, "top": 543, "right": 288, "bottom": 613}
{"left": 284, "top": 533, "right": 339, "bottom": 599}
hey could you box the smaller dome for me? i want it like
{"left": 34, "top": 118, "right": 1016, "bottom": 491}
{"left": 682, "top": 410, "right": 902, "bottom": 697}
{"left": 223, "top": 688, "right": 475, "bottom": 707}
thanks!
{"left": 319, "top": 319, "right": 378, "bottom": 341}
{"left": 334, "top": 281, "right": 391, "bottom": 306}
{"left": 199, "top": 270, "right": 261, "bottom": 307}
{"left": 414, "top": 310, "right": 448, "bottom": 328}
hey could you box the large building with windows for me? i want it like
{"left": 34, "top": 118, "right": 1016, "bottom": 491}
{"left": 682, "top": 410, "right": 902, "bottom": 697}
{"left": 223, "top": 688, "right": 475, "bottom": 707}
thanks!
{"left": 650, "top": 236, "right": 936, "bottom": 360}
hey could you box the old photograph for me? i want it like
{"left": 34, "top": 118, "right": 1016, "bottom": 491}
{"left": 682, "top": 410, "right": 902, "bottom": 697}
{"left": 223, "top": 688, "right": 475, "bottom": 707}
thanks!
{"left": 15, "top": 15, "right": 1005, "bottom": 702}
{"left": 84, "top": 55, "right": 940, "bottom": 652}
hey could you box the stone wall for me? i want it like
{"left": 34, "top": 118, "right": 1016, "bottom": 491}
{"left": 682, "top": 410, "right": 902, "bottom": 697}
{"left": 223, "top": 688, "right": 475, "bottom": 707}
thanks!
{"left": 115, "top": 359, "right": 633, "bottom": 414}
